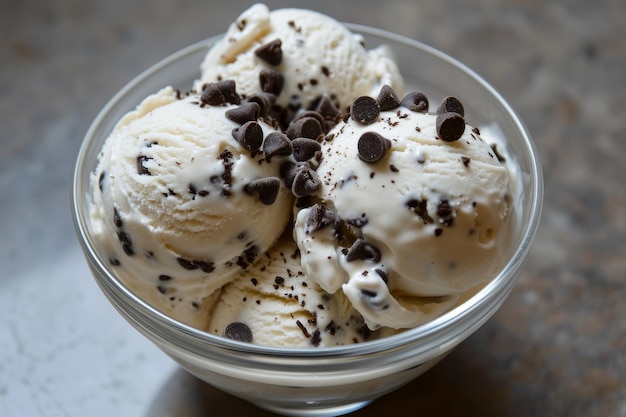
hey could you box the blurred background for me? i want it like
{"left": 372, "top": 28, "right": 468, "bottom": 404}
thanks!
{"left": 1, "top": 0, "right": 624, "bottom": 416}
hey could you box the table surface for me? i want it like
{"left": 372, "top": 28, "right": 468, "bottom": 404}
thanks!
{"left": 2, "top": 1, "right": 625, "bottom": 416}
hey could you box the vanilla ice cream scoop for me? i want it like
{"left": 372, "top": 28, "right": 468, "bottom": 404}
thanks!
{"left": 294, "top": 88, "right": 515, "bottom": 329}
{"left": 208, "top": 235, "right": 377, "bottom": 347}
{"left": 90, "top": 86, "right": 293, "bottom": 326}
{"left": 198, "top": 4, "right": 403, "bottom": 122}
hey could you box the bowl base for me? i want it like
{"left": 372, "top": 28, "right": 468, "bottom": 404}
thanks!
{"left": 256, "top": 399, "right": 373, "bottom": 417}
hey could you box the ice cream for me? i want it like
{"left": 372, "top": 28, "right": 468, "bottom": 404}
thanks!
{"left": 89, "top": 85, "right": 294, "bottom": 326}
{"left": 87, "top": 4, "right": 517, "bottom": 345}
{"left": 208, "top": 234, "right": 377, "bottom": 347}
{"left": 294, "top": 89, "right": 514, "bottom": 329}
{"left": 198, "top": 3, "right": 403, "bottom": 125}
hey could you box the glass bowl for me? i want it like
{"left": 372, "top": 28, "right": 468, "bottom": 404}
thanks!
{"left": 71, "top": 23, "right": 543, "bottom": 417}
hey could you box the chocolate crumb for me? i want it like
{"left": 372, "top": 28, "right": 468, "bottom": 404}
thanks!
{"left": 113, "top": 208, "right": 123, "bottom": 228}
{"left": 437, "top": 199, "right": 455, "bottom": 226}
{"left": 321, "top": 66, "right": 330, "bottom": 76}
{"left": 158, "top": 275, "right": 173, "bottom": 281}
{"left": 461, "top": 156, "right": 471, "bottom": 167}
{"left": 223, "top": 322, "right": 253, "bottom": 343}
{"left": 435, "top": 228, "right": 443, "bottom": 237}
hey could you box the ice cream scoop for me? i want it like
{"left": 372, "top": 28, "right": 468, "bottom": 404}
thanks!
{"left": 207, "top": 234, "right": 379, "bottom": 347}
{"left": 294, "top": 88, "right": 515, "bottom": 329}
{"left": 90, "top": 86, "right": 294, "bottom": 326}
{"left": 197, "top": 3, "right": 403, "bottom": 125}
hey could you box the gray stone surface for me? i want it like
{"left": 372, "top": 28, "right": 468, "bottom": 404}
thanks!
{"left": 1, "top": 0, "right": 624, "bottom": 416}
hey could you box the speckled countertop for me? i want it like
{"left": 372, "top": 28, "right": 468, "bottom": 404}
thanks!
{"left": 1, "top": 1, "right": 624, "bottom": 416}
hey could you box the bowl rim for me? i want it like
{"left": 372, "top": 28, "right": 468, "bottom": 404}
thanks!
{"left": 71, "top": 23, "right": 543, "bottom": 358}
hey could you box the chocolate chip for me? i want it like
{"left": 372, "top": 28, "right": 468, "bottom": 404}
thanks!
{"left": 436, "top": 112, "right": 465, "bottom": 142}
{"left": 351, "top": 96, "right": 380, "bottom": 124}
{"left": 314, "top": 94, "right": 340, "bottom": 119}
{"left": 243, "top": 177, "right": 281, "bottom": 205}
{"left": 254, "top": 39, "right": 283, "bottom": 66}
{"left": 223, "top": 322, "right": 253, "bottom": 343}
{"left": 437, "top": 96, "right": 465, "bottom": 117}
{"left": 226, "top": 102, "right": 260, "bottom": 124}
{"left": 232, "top": 121, "right": 263, "bottom": 151}
{"left": 259, "top": 69, "right": 284, "bottom": 95}
{"left": 401, "top": 92, "right": 429, "bottom": 112}
{"left": 357, "top": 132, "right": 392, "bottom": 163}
{"left": 136, "top": 155, "right": 152, "bottom": 175}
{"left": 201, "top": 80, "right": 240, "bottom": 105}
{"left": 263, "top": 131, "right": 292, "bottom": 161}
{"left": 291, "top": 166, "right": 321, "bottom": 197}
{"left": 377, "top": 85, "right": 401, "bottom": 111}
{"left": 293, "top": 111, "right": 325, "bottom": 129}
{"left": 200, "top": 83, "right": 225, "bottom": 105}
{"left": 345, "top": 238, "right": 381, "bottom": 263}
{"left": 291, "top": 137, "right": 321, "bottom": 162}
{"left": 306, "top": 203, "right": 336, "bottom": 232}
{"left": 286, "top": 117, "right": 323, "bottom": 140}
{"left": 244, "top": 92, "right": 276, "bottom": 117}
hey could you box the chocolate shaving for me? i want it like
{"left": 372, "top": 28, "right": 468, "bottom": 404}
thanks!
{"left": 377, "top": 85, "right": 401, "bottom": 111}
{"left": 226, "top": 102, "right": 260, "bottom": 124}
{"left": 437, "top": 199, "right": 455, "bottom": 226}
{"left": 243, "top": 177, "right": 281, "bottom": 205}
{"left": 263, "top": 131, "right": 292, "bottom": 161}
{"left": 259, "top": 69, "right": 284, "bottom": 95}
{"left": 436, "top": 112, "right": 465, "bottom": 142}
{"left": 254, "top": 39, "right": 282, "bottom": 66}
{"left": 291, "top": 137, "right": 321, "bottom": 162}
{"left": 223, "top": 322, "right": 253, "bottom": 343}
{"left": 401, "top": 92, "right": 429, "bottom": 112}
{"left": 306, "top": 203, "right": 336, "bottom": 233}
{"left": 136, "top": 155, "right": 152, "bottom": 176}
{"left": 345, "top": 238, "right": 381, "bottom": 263}
{"left": 232, "top": 121, "right": 263, "bottom": 151}
{"left": 350, "top": 96, "right": 380, "bottom": 125}
{"left": 406, "top": 198, "right": 434, "bottom": 224}
{"left": 437, "top": 96, "right": 465, "bottom": 117}
{"left": 357, "top": 132, "right": 391, "bottom": 163}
